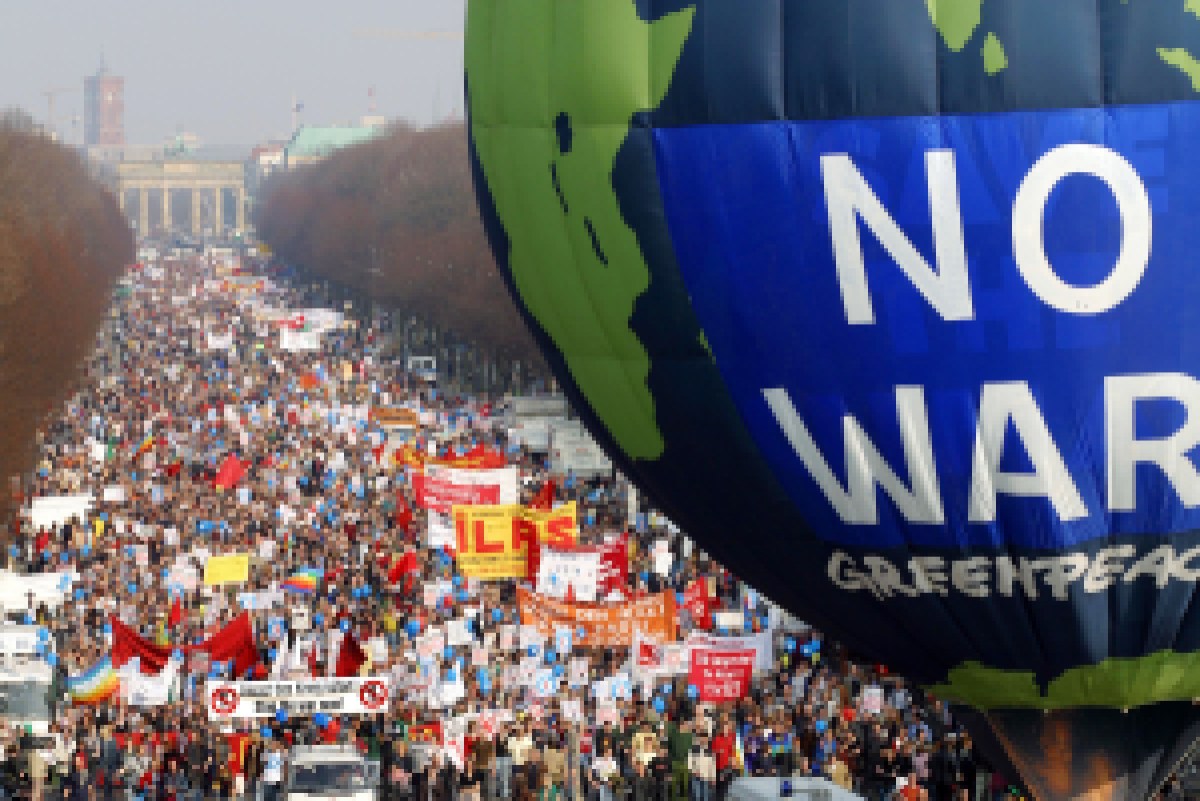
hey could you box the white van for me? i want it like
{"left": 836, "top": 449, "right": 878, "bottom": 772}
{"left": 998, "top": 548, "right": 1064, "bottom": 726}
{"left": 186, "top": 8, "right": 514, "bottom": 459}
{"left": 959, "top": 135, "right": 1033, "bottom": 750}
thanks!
{"left": 285, "top": 745, "right": 379, "bottom": 801}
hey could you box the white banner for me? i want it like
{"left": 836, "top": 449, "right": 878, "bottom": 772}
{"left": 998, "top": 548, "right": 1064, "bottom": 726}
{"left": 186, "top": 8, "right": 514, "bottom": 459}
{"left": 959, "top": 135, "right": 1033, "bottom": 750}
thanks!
{"left": 122, "top": 658, "right": 179, "bottom": 707}
{"left": 0, "top": 571, "right": 75, "bottom": 613}
{"left": 27, "top": 494, "right": 94, "bottom": 530}
{"left": 0, "top": 626, "right": 43, "bottom": 655}
{"left": 427, "top": 512, "right": 455, "bottom": 551}
{"left": 687, "top": 631, "right": 774, "bottom": 674}
{"left": 536, "top": 546, "right": 601, "bottom": 602}
{"left": 205, "top": 331, "right": 234, "bottom": 351}
{"left": 205, "top": 677, "right": 392, "bottom": 719}
{"left": 422, "top": 464, "right": 519, "bottom": 509}
{"left": 279, "top": 328, "right": 323, "bottom": 353}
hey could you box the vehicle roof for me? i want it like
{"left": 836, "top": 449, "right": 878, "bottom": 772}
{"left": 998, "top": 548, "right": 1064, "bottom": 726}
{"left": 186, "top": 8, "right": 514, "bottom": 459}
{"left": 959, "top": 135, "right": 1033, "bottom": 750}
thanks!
{"left": 289, "top": 745, "right": 366, "bottom": 763}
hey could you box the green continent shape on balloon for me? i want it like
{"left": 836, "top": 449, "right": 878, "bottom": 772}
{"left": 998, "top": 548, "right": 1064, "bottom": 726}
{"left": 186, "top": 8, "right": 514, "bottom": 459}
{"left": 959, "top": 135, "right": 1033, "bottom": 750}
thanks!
{"left": 930, "top": 650, "right": 1200, "bottom": 710}
{"left": 466, "top": 1, "right": 695, "bottom": 461}
{"left": 925, "top": 0, "right": 985, "bottom": 52}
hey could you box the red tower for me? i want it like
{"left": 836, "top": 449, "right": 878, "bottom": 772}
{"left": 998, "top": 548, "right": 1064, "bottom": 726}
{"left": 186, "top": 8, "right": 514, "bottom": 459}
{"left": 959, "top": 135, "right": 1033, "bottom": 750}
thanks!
{"left": 83, "top": 67, "right": 124, "bottom": 146}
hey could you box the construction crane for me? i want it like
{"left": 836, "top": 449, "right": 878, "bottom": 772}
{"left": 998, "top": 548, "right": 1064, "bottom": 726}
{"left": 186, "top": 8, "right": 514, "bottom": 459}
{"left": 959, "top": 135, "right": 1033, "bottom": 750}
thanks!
{"left": 352, "top": 28, "right": 463, "bottom": 42}
{"left": 42, "top": 87, "right": 76, "bottom": 141}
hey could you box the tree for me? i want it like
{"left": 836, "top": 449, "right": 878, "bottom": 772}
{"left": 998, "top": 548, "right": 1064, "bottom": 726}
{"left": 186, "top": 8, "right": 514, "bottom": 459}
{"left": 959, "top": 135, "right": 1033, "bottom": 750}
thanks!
{"left": 256, "top": 123, "right": 544, "bottom": 371}
{"left": 0, "top": 126, "right": 132, "bottom": 527}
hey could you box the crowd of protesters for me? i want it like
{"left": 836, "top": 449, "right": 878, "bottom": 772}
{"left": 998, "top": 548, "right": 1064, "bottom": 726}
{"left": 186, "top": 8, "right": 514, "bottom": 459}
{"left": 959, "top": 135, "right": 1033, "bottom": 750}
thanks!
{"left": 0, "top": 254, "right": 1009, "bottom": 801}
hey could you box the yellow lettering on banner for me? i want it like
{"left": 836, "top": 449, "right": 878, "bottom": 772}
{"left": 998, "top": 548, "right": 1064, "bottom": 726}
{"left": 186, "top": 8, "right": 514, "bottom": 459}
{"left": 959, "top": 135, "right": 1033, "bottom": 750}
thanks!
{"left": 454, "top": 503, "right": 578, "bottom": 580}
{"left": 203, "top": 553, "right": 250, "bottom": 586}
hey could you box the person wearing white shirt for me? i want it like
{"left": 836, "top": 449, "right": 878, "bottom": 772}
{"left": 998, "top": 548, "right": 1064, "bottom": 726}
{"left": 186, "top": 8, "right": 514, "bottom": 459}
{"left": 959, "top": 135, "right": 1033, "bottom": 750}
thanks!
{"left": 262, "top": 742, "right": 284, "bottom": 801}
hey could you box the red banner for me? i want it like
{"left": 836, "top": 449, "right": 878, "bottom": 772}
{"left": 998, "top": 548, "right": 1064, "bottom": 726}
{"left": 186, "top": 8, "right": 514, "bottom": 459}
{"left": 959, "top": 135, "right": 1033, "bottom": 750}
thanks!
{"left": 413, "top": 472, "right": 501, "bottom": 515}
{"left": 688, "top": 648, "right": 755, "bottom": 702}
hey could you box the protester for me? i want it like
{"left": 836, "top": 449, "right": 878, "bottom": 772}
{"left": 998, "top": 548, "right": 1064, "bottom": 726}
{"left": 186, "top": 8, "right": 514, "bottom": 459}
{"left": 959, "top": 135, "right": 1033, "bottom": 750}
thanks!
{"left": 0, "top": 253, "right": 1006, "bottom": 801}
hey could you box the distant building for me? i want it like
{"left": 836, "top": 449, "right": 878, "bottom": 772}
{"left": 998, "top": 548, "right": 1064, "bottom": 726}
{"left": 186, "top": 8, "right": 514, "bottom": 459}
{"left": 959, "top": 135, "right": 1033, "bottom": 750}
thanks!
{"left": 282, "top": 123, "right": 385, "bottom": 169}
{"left": 83, "top": 67, "right": 124, "bottom": 147}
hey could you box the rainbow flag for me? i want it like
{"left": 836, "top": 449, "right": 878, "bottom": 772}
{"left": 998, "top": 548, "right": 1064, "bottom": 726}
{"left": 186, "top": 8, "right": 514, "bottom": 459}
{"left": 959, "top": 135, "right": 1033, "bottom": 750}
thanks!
{"left": 68, "top": 657, "right": 120, "bottom": 706}
{"left": 133, "top": 433, "right": 155, "bottom": 458}
{"left": 282, "top": 567, "right": 322, "bottom": 594}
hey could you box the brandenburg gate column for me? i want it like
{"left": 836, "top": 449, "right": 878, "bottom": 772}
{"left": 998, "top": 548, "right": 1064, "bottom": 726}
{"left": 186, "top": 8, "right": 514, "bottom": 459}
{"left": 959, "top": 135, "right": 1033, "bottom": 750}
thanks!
{"left": 191, "top": 189, "right": 202, "bottom": 236}
{"left": 138, "top": 188, "right": 150, "bottom": 237}
{"left": 234, "top": 187, "right": 246, "bottom": 234}
{"left": 161, "top": 187, "right": 171, "bottom": 233}
{"left": 213, "top": 187, "right": 224, "bottom": 234}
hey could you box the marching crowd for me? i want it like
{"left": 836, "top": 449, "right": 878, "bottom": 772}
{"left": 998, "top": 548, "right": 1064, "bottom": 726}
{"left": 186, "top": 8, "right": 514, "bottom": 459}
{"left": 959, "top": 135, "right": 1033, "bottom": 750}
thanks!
{"left": 0, "top": 255, "right": 1005, "bottom": 801}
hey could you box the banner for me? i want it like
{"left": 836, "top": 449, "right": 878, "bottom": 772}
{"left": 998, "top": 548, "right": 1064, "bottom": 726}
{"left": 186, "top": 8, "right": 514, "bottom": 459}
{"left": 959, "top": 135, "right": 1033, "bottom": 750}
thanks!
{"left": 427, "top": 512, "right": 456, "bottom": 551}
{"left": 279, "top": 328, "right": 322, "bottom": 353}
{"left": 682, "top": 578, "right": 713, "bottom": 629}
{"left": 203, "top": 554, "right": 250, "bottom": 586}
{"left": 0, "top": 626, "right": 43, "bottom": 655}
{"left": 632, "top": 630, "right": 691, "bottom": 681}
{"left": 121, "top": 658, "right": 179, "bottom": 707}
{"left": 536, "top": 536, "right": 628, "bottom": 602}
{"left": 455, "top": 503, "right": 577, "bottom": 580}
{"left": 205, "top": 677, "right": 391, "bottom": 719}
{"left": 205, "top": 331, "right": 234, "bottom": 351}
{"left": 0, "top": 571, "right": 75, "bottom": 613}
{"left": 27, "top": 494, "right": 94, "bottom": 531}
{"left": 517, "top": 587, "right": 676, "bottom": 647}
{"left": 688, "top": 649, "right": 755, "bottom": 702}
{"left": 371, "top": 407, "right": 419, "bottom": 430}
{"left": 687, "top": 631, "right": 774, "bottom": 674}
{"left": 414, "top": 472, "right": 501, "bottom": 516}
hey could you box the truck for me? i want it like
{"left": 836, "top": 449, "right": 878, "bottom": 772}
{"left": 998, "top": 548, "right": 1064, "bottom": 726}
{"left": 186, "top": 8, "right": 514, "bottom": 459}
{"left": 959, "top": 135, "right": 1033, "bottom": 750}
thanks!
{"left": 284, "top": 744, "right": 379, "bottom": 801}
{"left": 406, "top": 354, "right": 438, "bottom": 385}
{"left": 0, "top": 657, "right": 54, "bottom": 737}
{"left": 548, "top": 419, "right": 612, "bottom": 479}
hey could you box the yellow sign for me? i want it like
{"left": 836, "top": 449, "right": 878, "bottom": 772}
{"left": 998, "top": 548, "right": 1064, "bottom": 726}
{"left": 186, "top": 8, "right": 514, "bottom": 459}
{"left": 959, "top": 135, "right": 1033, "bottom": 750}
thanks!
{"left": 203, "top": 554, "right": 250, "bottom": 586}
{"left": 454, "top": 502, "right": 577, "bottom": 580}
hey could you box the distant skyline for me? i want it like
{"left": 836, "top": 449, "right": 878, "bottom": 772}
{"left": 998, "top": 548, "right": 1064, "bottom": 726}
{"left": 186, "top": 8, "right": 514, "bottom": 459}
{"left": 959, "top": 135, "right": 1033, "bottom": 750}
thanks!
{"left": 0, "top": 1, "right": 466, "bottom": 146}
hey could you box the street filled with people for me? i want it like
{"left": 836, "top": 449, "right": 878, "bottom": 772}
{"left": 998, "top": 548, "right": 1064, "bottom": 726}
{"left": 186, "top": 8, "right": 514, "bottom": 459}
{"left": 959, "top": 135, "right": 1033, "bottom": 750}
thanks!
{"left": 0, "top": 254, "right": 1005, "bottom": 801}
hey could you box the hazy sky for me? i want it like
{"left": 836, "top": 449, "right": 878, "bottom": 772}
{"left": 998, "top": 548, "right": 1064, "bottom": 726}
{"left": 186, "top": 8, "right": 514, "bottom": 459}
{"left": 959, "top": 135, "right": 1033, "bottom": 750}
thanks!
{"left": 0, "top": 1, "right": 466, "bottom": 146}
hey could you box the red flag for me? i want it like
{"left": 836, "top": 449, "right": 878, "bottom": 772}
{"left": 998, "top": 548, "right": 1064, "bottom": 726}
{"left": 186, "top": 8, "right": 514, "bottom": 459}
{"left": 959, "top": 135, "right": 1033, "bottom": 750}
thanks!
{"left": 34, "top": 530, "right": 50, "bottom": 555}
{"left": 395, "top": 493, "right": 413, "bottom": 531}
{"left": 194, "top": 612, "right": 258, "bottom": 677}
{"left": 213, "top": 455, "right": 245, "bottom": 491}
{"left": 164, "top": 461, "right": 183, "bottom": 479}
{"left": 334, "top": 631, "right": 367, "bottom": 677}
{"left": 307, "top": 642, "right": 320, "bottom": 678}
{"left": 683, "top": 579, "right": 713, "bottom": 629}
{"left": 109, "top": 615, "right": 172, "bottom": 674}
{"left": 168, "top": 596, "right": 183, "bottom": 628}
{"left": 528, "top": 479, "right": 556, "bottom": 511}
{"left": 388, "top": 550, "right": 419, "bottom": 585}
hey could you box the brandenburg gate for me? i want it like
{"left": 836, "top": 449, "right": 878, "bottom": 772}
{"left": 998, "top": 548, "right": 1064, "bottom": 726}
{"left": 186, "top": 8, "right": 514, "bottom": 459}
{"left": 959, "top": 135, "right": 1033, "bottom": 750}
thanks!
{"left": 115, "top": 160, "right": 246, "bottom": 237}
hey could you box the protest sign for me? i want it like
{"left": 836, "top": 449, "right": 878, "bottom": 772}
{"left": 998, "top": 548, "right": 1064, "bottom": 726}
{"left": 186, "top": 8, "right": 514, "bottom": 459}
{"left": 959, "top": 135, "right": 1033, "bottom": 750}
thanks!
{"left": 688, "top": 649, "right": 755, "bottom": 702}
{"left": 517, "top": 587, "right": 676, "bottom": 647}
{"left": 205, "top": 677, "right": 391, "bottom": 719}
{"left": 454, "top": 503, "right": 577, "bottom": 580}
{"left": 535, "top": 535, "right": 628, "bottom": 602}
{"left": 203, "top": 554, "right": 250, "bottom": 586}
{"left": 414, "top": 465, "right": 517, "bottom": 514}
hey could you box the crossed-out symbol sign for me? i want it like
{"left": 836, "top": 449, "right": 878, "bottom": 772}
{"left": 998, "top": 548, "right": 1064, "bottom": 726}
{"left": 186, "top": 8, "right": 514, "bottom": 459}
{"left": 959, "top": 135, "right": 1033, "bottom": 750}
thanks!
{"left": 210, "top": 686, "right": 239, "bottom": 715}
{"left": 359, "top": 680, "right": 388, "bottom": 710}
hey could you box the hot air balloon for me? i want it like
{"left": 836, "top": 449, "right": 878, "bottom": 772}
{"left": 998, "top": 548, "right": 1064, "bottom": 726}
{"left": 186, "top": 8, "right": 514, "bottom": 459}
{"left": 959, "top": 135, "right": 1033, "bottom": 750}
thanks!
{"left": 466, "top": 1, "right": 1200, "bottom": 798}
{"left": 0, "top": 126, "right": 131, "bottom": 527}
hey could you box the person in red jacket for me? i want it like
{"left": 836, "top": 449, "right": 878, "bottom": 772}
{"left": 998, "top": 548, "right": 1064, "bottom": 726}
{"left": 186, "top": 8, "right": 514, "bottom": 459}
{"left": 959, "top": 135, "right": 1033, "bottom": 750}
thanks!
{"left": 711, "top": 721, "right": 737, "bottom": 799}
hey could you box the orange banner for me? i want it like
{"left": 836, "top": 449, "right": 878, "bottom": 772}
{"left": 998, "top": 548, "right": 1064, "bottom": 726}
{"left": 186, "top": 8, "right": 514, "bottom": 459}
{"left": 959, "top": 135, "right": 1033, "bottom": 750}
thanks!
{"left": 454, "top": 503, "right": 577, "bottom": 579}
{"left": 517, "top": 587, "right": 677, "bottom": 647}
{"left": 394, "top": 445, "right": 507, "bottom": 470}
{"left": 370, "top": 407, "right": 419, "bottom": 429}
